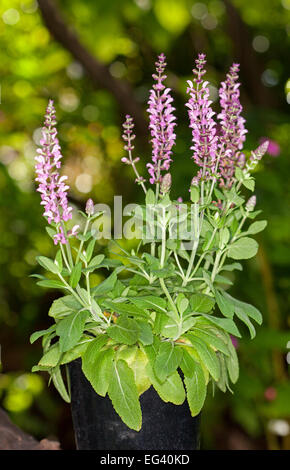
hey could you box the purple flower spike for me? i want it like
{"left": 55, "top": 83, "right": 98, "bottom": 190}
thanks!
{"left": 146, "top": 53, "right": 177, "bottom": 185}
{"left": 186, "top": 53, "right": 218, "bottom": 182}
{"left": 218, "top": 63, "right": 247, "bottom": 187}
{"left": 35, "top": 100, "right": 73, "bottom": 245}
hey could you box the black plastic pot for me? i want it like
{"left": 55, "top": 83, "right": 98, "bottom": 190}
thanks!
{"left": 69, "top": 358, "right": 200, "bottom": 450}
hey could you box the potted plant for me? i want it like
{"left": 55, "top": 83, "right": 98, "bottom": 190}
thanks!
{"left": 31, "top": 53, "right": 268, "bottom": 450}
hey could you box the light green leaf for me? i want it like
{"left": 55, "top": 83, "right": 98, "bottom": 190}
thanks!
{"left": 190, "top": 293, "right": 215, "bottom": 313}
{"left": 191, "top": 327, "right": 230, "bottom": 356}
{"left": 225, "top": 337, "right": 239, "bottom": 383}
{"left": 224, "top": 292, "right": 263, "bottom": 324}
{"left": 39, "top": 344, "right": 61, "bottom": 367}
{"left": 49, "top": 295, "right": 82, "bottom": 319}
{"left": 108, "top": 360, "right": 142, "bottom": 431}
{"left": 247, "top": 220, "right": 267, "bottom": 235}
{"left": 69, "top": 262, "right": 82, "bottom": 288}
{"left": 184, "top": 362, "right": 207, "bottom": 416}
{"left": 154, "top": 342, "right": 183, "bottom": 382}
{"left": 92, "top": 271, "right": 117, "bottom": 295}
{"left": 216, "top": 290, "right": 235, "bottom": 318}
{"left": 228, "top": 237, "right": 258, "bottom": 260}
{"left": 137, "top": 320, "right": 153, "bottom": 345}
{"left": 107, "top": 315, "right": 140, "bottom": 345}
{"left": 186, "top": 334, "right": 220, "bottom": 381}
{"left": 88, "top": 254, "right": 105, "bottom": 269}
{"left": 180, "top": 349, "right": 196, "bottom": 378}
{"left": 30, "top": 325, "right": 56, "bottom": 344}
{"left": 37, "top": 280, "right": 65, "bottom": 289}
{"left": 82, "top": 348, "right": 114, "bottom": 396}
{"left": 201, "top": 314, "right": 242, "bottom": 338}
{"left": 51, "top": 367, "right": 70, "bottom": 403}
{"left": 235, "top": 306, "right": 256, "bottom": 339}
{"left": 85, "top": 239, "right": 96, "bottom": 262}
{"left": 56, "top": 310, "right": 89, "bottom": 352}
{"left": 146, "top": 364, "right": 185, "bottom": 405}
{"left": 37, "top": 256, "right": 60, "bottom": 274}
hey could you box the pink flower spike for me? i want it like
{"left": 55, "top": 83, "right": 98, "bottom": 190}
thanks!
{"left": 35, "top": 100, "right": 73, "bottom": 245}
{"left": 146, "top": 53, "right": 176, "bottom": 184}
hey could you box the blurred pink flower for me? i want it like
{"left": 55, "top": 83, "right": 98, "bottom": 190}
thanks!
{"left": 260, "top": 137, "right": 280, "bottom": 157}
{"left": 230, "top": 335, "right": 239, "bottom": 349}
{"left": 264, "top": 387, "right": 277, "bottom": 401}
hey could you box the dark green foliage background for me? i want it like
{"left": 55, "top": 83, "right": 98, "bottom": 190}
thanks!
{"left": 0, "top": 0, "right": 289, "bottom": 449}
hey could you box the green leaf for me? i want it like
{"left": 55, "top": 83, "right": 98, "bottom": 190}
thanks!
{"left": 37, "top": 256, "right": 60, "bottom": 274}
{"left": 107, "top": 315, "right": 140, "bottom": 345}
{"left": 225, "top": 337, "right": 239, "bottom": 383}
{"left": 186, "top": 334, "right": 220, "bottom": 381}
{"left": 37, "top": 280, "right": 65, "bottom": 289}
{"left": 85, "top": 239, "right": 96, "bottom": 262}
{"left": 30, "top": 325, "right": 56, "bottom": 344}
{"left": 159, "top": 315, "right": 179, "bottom": 339}
{"left": 92, "top": 271, "right": 117, "bottom": 295}
{"left": 146, "top": 364, "right": 185, "bottom": 405}
{"left": 184, "top": 362, "right": 207, "bottom": 416}
{"left": 242, "top": 178, "right": 255, "bottom": 191}
{"left": 137, "top": 320, "right": 153, "bottom": 345}
{"left": 82, "top": 348, "right": 113, "bottom": 396}
{"left": 69, "top": 262, "right": 82, "bottom": 288}
{"left": 108, "top": 360, "right": 142, "bottom": 431}
{"left": 180, "top": 349, "right": 196, "bottom": 378}
{"left": 51, "top": 367, "right": 70, "bottom": 403}
{"left": 216, "top": 290, "right": 234, "bottom": 318}
{"left": 55, "top": 250, "right": 63, "bottom": 272}
{"left": 48, "top": 295, "right": 82, "bottom": 319}
{"left": 201, "top": 314, "right": 242, "bottom": 338}
{"left": 88, "top": 254, "right": 105, "bottom": 268}
{"left": 191, "top": 327, "right": 230, "bottom": 356}
{"left": 154, "top": 342, "right": 183, "bottom": 382}
{"left": 247, "top": 220, "right": 267, "bottom": 235}
{"left": 130, "top": 296, "right": 167, "bottom": 313}
{"left": 190, "top": 293, "right": 215, "bottom": 313}
{"left": 228, "top": 237, "right": 258, "bottom": 260}
{"left": 235, "top": 306, "right": 256, "bottom": 339}
{"left": 127, "top": 348, "right": 151, "bottom": 396}
{"left": 39, "top": 344, "right": 61, "bottom": 367}
{"left": 223, "top": 292, "right": 263, "bottom": 325}
{"left": 56, "top": 310, "right": 89, "bottom": 352}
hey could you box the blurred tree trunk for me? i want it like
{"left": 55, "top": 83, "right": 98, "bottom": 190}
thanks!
{"left": 37, "top": 0, "right": 147, "bottom": 138}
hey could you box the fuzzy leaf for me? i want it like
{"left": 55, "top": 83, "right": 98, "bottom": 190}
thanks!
{"left": 107, "top": 315, "right": 140, "bottom": 345}
{"left": 247, "top": 220, "right": 267, "bottom": 235}
{"left": 146, "top": 364, "right": 185, "bottom": 405}
{"left": 108, "top": 359, "right": 142, "bottom": 431}
{"left": 154, "top": 342, "right": 183, "bottom": 382}
{"left": 56, "top": 310, "right": 89, "bottom": 352}
{"left": 216, "top": 290, "right": 235, "bottom": 318}
{"left": 69, "top": 262, "right": 82, "bottom": 288}
{"left": 228, "top": 237, "right": 258, "bottom": 260}
{"left": 37, "top": 256, "right": 60, "bottom": 274}
{"left": 51, "top": 367, "right": 70, "bottom": 403}
{"left": 190, "top": 293, "right": 215, "bottom": 313}
{"left": 82, "top": 347, "right": 113, "bottom": 396}
{"left": 184, "top": 362, "right": 207, "bottom": 416}
{"left": 186, "top": 334, "right": 220, "bottom": 381}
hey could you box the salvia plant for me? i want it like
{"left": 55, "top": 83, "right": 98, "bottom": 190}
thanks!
{"left": 31, "top": 53, "right": 269, "bottom": 431}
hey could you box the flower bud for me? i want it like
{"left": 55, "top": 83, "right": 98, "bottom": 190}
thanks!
{"left": 246, "top": 195, "right": 256, "bottom": 212}
{"left": 85, "top": 198, "right": 94, "bottom": 216}
{"left": 160, "top": 173, "right": 172, "bottom": 194}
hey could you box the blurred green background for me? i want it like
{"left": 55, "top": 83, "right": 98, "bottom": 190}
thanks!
{"left": 0, "top": 0, "right": 289, "bottom": 450}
